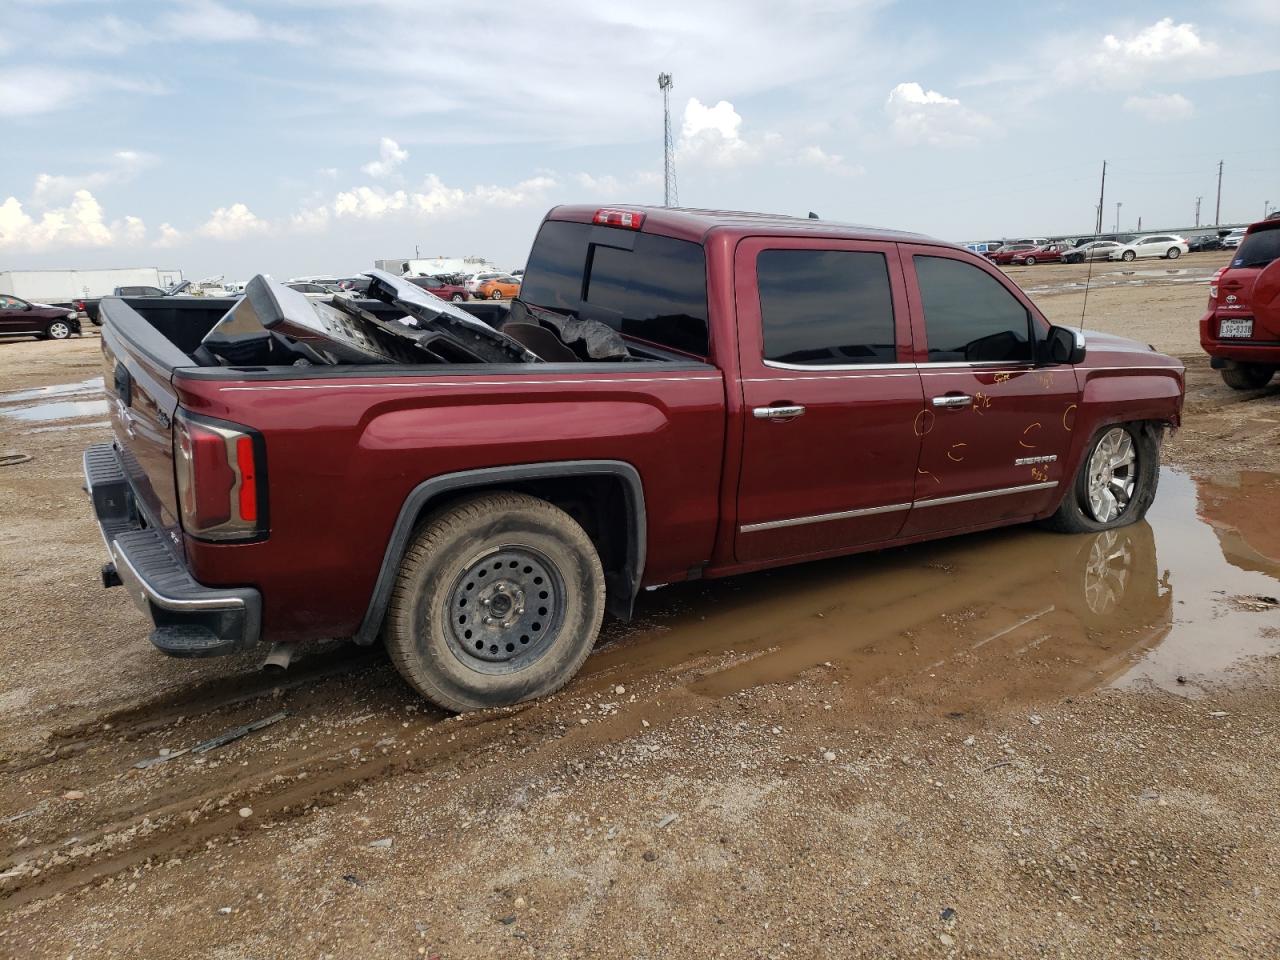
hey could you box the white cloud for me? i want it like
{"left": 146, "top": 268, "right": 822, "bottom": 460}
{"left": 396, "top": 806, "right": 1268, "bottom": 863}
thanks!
{"left": 1123, "top": 92, "right": 1194, "bottom": 122}
{"left": 791, "top": 145, "right": 863, "bottom": 177}
{"left": 885, "top": 82, "right": 995, "bottom": 146}
{"left": 360, "top": 137, "right": 409, "bottom": 179}
{"left": 0, "top": 190, "right": 146, "bottom": 252}
{"left": 0, "top": 68, "right": 162, "bottom": 117}
{"left": 199, "top": 203, "right": 269, "bottom": 240}
{"left": 334, "top": 186, "right": 408, "bottom": 220}
{"left": 160, "top": 0, "right": 307, "bottom": 45}
{"left": 155, "top": 222, "right": 184, "bottom": 248}
{"left": 470, "top": 175, "right": 557, "bottom": 208}
{"left": 289, "top": 205, "right": 330, "bottom": 234}
{"left": 32, "top": 150, "right": 156, "bottom": 205}
{"left": 1058, "top": 19, "right": 1220, "bottom": 86}
{"left": 679, "top": 98, "right": 755, "bottom": 167}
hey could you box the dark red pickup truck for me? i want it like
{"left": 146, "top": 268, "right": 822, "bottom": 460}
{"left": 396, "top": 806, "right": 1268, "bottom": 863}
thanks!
{"left": 85, "top": 205, "right": 1184, "bottom": 711}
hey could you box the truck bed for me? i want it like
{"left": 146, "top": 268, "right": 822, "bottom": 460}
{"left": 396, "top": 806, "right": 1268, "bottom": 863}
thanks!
{"left": 98, "top": 292, "right": 727, "bottom": 646}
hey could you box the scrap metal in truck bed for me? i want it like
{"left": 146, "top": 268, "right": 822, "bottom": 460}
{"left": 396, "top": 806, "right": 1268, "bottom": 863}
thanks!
{"left": 85, "top": 205, "right": 1185, "bottom": 711}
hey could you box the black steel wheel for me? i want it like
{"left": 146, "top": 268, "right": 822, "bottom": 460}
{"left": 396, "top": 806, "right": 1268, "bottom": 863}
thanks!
{"left": 384, "top": 492, "right": 605, "bottom": 711}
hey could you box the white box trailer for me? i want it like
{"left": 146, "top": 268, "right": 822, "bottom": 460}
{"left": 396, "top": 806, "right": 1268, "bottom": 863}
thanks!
{"left": 0, "top": 268, "right": 184, "bottom": 304}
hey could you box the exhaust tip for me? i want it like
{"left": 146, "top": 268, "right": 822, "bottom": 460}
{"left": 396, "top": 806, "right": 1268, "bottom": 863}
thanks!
{"left": 261, "top": 642, "right": 297, "bottom": 672}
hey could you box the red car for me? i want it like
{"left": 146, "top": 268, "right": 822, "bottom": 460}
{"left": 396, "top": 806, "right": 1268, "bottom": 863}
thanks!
{"left": 987, "top": 243, "right": 1036, "bottom": 265}
{"left": 409, "top": 275, "right": 470, "bottom": 302}
{"left": 1010, "top": 242, "right": 1073, "bottom": 266}
{"left": 86, "top": 204, "right": 1184, "bottom": 712}
{"left": 1200, "top": 215, "right": 1280, "bottom": 389}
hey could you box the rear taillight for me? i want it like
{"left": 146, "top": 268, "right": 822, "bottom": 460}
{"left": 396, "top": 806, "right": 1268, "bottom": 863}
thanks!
{"left": 73, "top": 300, "right": 85, "bottom": 310}
{"left": 1209, "top": 266, "right": 1226, "bottom": 300}
{"left": 174, "top": 411, "right": 267, "bottom": 541}
{"left": 592, "top": 208, "right": 645, "bottom": 230}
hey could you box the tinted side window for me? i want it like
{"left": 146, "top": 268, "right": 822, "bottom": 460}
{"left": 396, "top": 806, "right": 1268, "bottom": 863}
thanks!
{"left": 757, "top": 249, "right": 897, "bottom": 365}
{"left": 521, "top": 219, "right": 709, "bottom": 356}
{"left": 914, "top": 256, "right": 1032, "bottom": 363}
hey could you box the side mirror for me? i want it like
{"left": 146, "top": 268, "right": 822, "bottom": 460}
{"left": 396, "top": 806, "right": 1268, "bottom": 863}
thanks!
{"left": 1040, "top": 325, "right": 1086, "bottom": 365}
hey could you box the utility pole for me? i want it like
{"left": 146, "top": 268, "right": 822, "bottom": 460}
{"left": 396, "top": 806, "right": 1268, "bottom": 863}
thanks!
{"left": 1214, "top": 160, "right": 1223, "bottom": 226}
{"left": 1095, "top": 161, "right": 1107, "bottom": 235}
{"left": 1265, "top": 200, "right": 1271, "bottom": 219}
{"left": 657, "top": 73, "right": 678, "bottom": 208}
{"left": 1115, "top": 201, "right": 1122, "bottom": 233}
{"left": 1195, "top": 196, "right": 1202, "bottom": 228}
{"left": 1137, "top": 216, "right": 1142, "bottom": 232}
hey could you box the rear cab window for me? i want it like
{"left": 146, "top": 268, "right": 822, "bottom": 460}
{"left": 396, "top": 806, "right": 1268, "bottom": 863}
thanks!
{"left": 519, "top": 219, "right": 709, "bottom": 356}
{"left": 757, "top": 249, "right": 897, "bottom": 365}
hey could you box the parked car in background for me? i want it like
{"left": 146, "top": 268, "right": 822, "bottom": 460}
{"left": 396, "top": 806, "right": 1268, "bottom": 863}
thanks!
{"left": 1010, "top": 242, "right": 1073, "bottom": 266}
{"left": 409, "top": 276, "right": 471, "bottom": 302}
{"left": 114, "top": 285, "right": 168, "bottom": 298}
{"left": 1187, "top": 235, "right": 1226, "bottom": 253}
{"left": 86, "top": 203, "right": 1184, "bottom": 712}
{"left": 0, "top": 294, "right": 81, "bottom": 340}
{"left": 464, "top": 272, "right": 505, "bottom": 295}
{"left": 1063, "top": 240, "right": 1123, "bottom": 263}
{"left": 1222, "top": 229, "right": 1247, "bottom": 249}
{"left": 476, "top": 275, "right": 521, "bottom": 300}
{"left": 1109, "top": 235, "right": 1189, "bottom": 262}
{"left": 987, "top": 243, "right": 1037, "bottom": 265}
{"left": 1012, "top": 238, "right": 1050, "bottom": 248}
{"left": 1201, "top": 216, "right": 1280, "bottom": 389}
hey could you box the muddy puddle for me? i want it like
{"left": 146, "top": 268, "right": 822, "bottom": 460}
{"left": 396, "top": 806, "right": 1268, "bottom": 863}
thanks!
{"left": 0, "top": 377, "right": 103, "bottom": 405}
{"left": 591, "top": 468, "right": 1280, "bottom": 709}
{"left": 0, "top": 377, "right": 108, "bottom": 426}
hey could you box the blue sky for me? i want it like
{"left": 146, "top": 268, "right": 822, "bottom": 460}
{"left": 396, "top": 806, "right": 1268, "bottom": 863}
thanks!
{"left": 1, "top": 0, "right": 1277, "bottom": 280}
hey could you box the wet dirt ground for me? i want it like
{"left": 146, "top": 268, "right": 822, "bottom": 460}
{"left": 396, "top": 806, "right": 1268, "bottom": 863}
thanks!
{"left": 2, "top": 262, "right": 1279, "bottom": 958}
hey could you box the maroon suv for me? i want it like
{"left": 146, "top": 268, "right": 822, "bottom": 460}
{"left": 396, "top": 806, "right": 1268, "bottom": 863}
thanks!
{"left": 409, "top": 276, "right": 470, "bottom": 302}
{"left": 1201, "top": 216, "right": 1280, "bottom": 389}
{"left": 0, "top": 294, "right": 81, "bottom": 340}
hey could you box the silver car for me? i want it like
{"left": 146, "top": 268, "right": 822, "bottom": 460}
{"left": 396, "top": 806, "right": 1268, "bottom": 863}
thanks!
{"left": 1063, "top": 240, "right": 1122, "bottom": 263}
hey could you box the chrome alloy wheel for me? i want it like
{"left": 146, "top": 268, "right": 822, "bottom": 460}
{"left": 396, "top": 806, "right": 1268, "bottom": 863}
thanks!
{"left": 1086, "top": 428, "right": 1137, "bottom": 523}
{"left": 445, "top": 546, "right": 564, "bottom": 673}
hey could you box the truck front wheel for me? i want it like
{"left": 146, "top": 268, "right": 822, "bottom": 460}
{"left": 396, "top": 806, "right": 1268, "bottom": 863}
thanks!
{"left": 384, "top": 492, "right": 605, "bottom": 712}
{"left": 1043, "top": 423, "right": 1160, "bottom": 534}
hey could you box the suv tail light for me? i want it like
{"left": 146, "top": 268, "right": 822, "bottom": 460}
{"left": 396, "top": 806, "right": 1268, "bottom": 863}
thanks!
{"left": 592, "top": 208, "right": 645, "bottom": 230}
{"left": 174, "top": 410, "right": 267, "bottom": 541}
{"left": 1209, "top": 266, "right": 1226, "bottom": 300}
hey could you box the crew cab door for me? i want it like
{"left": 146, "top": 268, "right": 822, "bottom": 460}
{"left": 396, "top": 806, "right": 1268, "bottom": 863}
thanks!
{"left": 733, "top": 238, "right": 923, "bottom": 563}
{"left": 897, "top": 246, "right": 1079, "bottom": 537}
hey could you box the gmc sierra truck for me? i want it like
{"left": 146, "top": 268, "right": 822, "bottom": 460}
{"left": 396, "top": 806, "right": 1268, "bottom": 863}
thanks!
{"left": 85, "top": 205, "right": 1185, "bottom": 711}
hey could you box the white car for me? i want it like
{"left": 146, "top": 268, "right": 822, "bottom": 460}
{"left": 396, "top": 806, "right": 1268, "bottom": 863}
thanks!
{"left": 1108, "top": 234, "right": 1190, "bottom": 262}
{"left": 1222, "top": 228, "right": 1246, "bottom": 249}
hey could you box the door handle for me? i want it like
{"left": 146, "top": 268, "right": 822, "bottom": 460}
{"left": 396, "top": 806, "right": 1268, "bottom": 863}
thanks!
{"left": 932, "top": 394, "right": 973, "bottom": 408}
{"left": 753, "top": 404, "right": 806, "bottom": 420}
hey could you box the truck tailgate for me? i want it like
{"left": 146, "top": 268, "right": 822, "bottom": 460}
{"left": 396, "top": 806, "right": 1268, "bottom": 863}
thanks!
{"left": 99, "top": 299, "right": 188, "bottom": 542}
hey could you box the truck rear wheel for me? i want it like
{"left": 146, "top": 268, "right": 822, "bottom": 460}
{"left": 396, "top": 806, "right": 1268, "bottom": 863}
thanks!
{"left": 1043, "top": 423, "right": 1160, "bottom": 534}
{"left": 1220, "top": 363, "right": 1275, "bottom": 390}
{"left": 384, "top": 492, "right": 605, "bottom": 712}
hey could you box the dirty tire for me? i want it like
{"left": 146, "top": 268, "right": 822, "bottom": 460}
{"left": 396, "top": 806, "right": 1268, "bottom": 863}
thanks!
{"left": 490, "top": 289, "right": 503, "bottom": 300}
{"left": 1220, "top": 363, "right": 1275, "bottom": 390}
{"left": 1121, "top": 250, "right": 1136, "bottom": 262}
{"left": 384, "top": 492, "right": 605, "bottom": 712}
{"left": 1042, "top": 423, "right": 1160, "bottom": 534}
{"left": 1166, "top": 247, "right": 1181, "bottom": 259}
{"left": 46, "top": 321, "right": 72, "bottom": 340}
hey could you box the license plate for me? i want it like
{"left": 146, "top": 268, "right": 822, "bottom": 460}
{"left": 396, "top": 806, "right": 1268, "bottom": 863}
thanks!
{"left": 1219, "top": 318, "right": 1253, "bottom": 338}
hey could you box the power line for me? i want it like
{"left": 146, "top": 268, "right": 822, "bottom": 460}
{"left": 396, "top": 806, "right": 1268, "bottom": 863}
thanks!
{"left": 658, "top": 72, "right": 678, "bottom": 208}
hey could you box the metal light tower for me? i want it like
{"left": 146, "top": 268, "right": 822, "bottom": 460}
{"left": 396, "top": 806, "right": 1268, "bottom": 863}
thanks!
{"left": 658, "top": 72, "right": 678, "bottom": 208}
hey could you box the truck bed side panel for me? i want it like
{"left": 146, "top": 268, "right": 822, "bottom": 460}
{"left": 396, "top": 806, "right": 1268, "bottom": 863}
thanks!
{"left": 174, "top": 368, "right": 726, "bottom": 642}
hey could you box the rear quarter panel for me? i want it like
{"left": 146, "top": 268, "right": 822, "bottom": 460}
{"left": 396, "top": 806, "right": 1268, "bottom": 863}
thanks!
{"left": 174, "top": 366, "right": 726, "bottom": 642}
